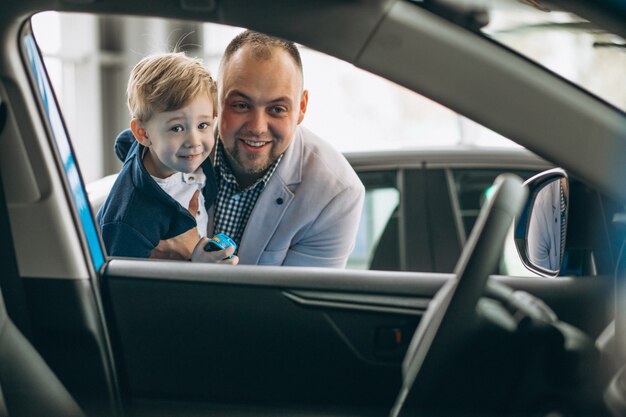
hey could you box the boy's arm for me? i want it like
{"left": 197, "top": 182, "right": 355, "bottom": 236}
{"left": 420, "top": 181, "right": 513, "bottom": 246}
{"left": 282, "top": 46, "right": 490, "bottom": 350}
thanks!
{"left": 150, "top": 227, "right": 200, "bottom": 260}
{"left": 100, "top": 221, "right": 156, "bottom": 258}
{"left": 102, "top": 221, "right": 203, "bottom": 260}
{"left": 150, "top": 189, "right": 202, "bottom": 260}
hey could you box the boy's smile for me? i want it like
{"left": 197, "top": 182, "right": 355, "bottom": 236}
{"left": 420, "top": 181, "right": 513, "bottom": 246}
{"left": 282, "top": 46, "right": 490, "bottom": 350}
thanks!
{"left": 131, "top": 94, "right": 215, "bottom": 179}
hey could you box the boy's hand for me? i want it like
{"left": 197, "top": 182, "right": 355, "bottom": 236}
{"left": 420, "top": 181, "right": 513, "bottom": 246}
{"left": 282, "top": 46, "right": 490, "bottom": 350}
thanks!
{"left": 150, "top": 189, "right": 209, "bottom": 260}
{"left": 150, "top": 227, "right": 200, "bottom": 260}
{"left": 191, "top": 237, "right": 239, "bottom": 265}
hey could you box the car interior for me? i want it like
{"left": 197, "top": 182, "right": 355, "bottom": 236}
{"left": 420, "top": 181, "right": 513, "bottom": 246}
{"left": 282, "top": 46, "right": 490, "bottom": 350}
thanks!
{"left": 1, "top": 1, "right": 626, "bottom": 417}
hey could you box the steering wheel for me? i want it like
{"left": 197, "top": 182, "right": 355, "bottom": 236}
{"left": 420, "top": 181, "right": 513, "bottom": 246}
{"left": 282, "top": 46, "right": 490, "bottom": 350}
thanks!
{"left": 390, "top": 174, "right": 527, "bottom": 417}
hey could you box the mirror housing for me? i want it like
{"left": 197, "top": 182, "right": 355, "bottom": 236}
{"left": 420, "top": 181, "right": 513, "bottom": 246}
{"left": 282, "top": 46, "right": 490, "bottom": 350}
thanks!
{"left": 515, "top": 168, "right": 569, "bottom": 277}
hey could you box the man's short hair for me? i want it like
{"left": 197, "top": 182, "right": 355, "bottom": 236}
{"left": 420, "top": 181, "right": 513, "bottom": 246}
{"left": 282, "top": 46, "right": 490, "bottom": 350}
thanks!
{"left": 219, "top": 30, "right": 303, "bottom": 84}
{"left": 127, "top": 52, "right": 217, "bottom": 121}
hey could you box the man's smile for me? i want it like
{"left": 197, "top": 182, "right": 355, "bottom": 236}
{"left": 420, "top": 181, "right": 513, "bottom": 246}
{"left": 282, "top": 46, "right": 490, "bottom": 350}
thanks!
{"left": 239, "top": 138, "right": 270, "bottom": 151}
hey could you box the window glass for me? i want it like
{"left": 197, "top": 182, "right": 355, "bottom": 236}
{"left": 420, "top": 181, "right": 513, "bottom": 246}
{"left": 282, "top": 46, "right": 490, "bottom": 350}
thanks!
{"left": 348, "top": 172, "right": 400, "bottom": 270}
{"left": 23, "top": 32, "right": 105, "bottom": 271}
{"left": 450, "top": 168, "right": 544, "bottom": 277}
{"left": 482, "top": 3, "right": 626, "bottom": 113}
{"left": 451, "top": 169, "right": 538, "bottom": 236}
{"left": 30, "top": 13, "right": 539, "bottom": 271}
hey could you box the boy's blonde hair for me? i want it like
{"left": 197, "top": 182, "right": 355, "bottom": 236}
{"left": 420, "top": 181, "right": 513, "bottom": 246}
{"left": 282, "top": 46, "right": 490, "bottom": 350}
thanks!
{"left": 127, "top": 52, "right": 217, "bottom": 121}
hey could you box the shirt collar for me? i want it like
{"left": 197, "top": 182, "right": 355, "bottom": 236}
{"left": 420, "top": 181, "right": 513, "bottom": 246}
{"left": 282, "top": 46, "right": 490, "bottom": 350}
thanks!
{"left": 151, "top": 169, "right": 206, "bottom": 186}
{"left": 214, "top": 139, "right": 283, "bottom": 191}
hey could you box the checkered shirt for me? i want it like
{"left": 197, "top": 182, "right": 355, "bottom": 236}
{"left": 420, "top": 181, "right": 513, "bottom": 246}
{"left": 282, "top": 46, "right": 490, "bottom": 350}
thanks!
{"left": 213, "top": 140, "right": 282, "bottom": 247}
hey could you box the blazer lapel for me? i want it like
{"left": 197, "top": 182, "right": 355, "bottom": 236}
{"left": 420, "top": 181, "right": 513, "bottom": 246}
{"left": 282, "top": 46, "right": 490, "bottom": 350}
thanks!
{"left": 237, "top": 181, "right": 294, "bottom": 264}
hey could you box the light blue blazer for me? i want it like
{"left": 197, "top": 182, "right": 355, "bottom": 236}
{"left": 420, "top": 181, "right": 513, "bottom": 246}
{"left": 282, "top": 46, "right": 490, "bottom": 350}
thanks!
{"left": 208, "top": 126, "right": 365, "bottom": 268}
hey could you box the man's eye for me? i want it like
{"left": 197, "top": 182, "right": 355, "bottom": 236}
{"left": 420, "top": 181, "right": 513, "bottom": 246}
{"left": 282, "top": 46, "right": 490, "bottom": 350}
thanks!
{"left": 232, "top": 103, "right": 249, "bottom": 111}
{"left": 170, "top": 125, "right": 184, "bottom": 133}
{"left": 271, "top": 106, "right": 287, "bottom": 115}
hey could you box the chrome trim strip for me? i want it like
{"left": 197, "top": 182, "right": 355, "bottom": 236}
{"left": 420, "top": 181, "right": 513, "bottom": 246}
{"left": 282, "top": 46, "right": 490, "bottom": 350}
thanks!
{"left": 283, "top": 290, "right": 426, "bottom": 316}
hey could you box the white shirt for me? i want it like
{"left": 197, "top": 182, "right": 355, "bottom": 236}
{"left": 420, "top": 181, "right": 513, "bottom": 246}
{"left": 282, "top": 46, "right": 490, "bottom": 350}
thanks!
{"left": 152, "top": 167, "right": 208, "bottom": 238}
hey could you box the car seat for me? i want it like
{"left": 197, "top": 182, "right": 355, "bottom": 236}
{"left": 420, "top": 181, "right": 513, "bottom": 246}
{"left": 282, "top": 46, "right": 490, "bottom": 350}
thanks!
{"left": 0, "top": 286, "right": 85, "bottom": 417}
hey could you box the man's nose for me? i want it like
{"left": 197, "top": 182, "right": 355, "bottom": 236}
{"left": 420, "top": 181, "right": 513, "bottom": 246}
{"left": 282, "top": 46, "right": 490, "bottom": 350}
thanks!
{"left": 246, "top": 110, "right": 268, "bottom": 136}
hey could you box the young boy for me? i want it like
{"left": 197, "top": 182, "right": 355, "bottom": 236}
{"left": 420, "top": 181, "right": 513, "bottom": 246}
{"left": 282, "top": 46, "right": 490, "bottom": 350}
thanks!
{"left": 97, "top": 52, "right": 236, "bottom": 263}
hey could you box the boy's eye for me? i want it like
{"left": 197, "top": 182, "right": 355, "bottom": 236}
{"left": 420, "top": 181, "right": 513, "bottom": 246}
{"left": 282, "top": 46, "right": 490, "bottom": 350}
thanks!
{"left": 198, "top": 122, "right": 210, "bottom": 129}
{"left": 170, "top": 125, "right": 184, "bottom": 133}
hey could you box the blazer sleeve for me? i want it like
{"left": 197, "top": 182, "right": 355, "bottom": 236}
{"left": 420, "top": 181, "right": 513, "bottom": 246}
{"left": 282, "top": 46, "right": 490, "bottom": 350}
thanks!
{"left": 281, "top": 181, "right": 365, "bottom": 268}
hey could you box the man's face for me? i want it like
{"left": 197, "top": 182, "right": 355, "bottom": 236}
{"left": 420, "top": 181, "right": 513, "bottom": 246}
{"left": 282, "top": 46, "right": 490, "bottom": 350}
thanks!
{"left": 133, "top": 94, "right": 215, "bottom": 178}
{"left": 218, "top": 46, "right": 308, "bottom": 184}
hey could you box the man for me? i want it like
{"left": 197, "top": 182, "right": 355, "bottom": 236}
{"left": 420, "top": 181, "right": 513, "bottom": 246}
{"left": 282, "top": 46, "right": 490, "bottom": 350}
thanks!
{"left": 185, "top": 30, "right": 364, "bottom": 267}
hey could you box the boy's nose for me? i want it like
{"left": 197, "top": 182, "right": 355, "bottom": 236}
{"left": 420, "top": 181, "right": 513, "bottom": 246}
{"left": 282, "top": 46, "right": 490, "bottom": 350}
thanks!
{"left": 185, "top": 130, "right": 202, "bottom": 147}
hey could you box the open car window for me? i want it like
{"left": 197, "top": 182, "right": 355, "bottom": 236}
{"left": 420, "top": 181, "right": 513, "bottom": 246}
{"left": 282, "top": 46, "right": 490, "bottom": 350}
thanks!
{"left": 31, "top": 13, "right": 549, "bottom": 274}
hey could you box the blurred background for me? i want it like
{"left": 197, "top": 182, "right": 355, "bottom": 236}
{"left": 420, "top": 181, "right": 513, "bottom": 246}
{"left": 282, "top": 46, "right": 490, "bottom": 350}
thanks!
{"left": 31, "top": 12, "right": 525, "bottom": 184}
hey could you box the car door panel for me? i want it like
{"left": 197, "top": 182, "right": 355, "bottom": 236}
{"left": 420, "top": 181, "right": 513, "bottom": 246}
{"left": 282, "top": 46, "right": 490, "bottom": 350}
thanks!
{"left": 101, "top": 262, "right": 433, "bottom": 412}
{"left": 101, "top": 260, "right": 612, "bottom": 415}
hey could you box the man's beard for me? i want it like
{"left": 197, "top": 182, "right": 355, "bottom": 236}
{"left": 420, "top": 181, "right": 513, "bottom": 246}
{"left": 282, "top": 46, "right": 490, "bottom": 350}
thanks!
{"left": 224, "top": 140, "right": 275, "bottom": 177}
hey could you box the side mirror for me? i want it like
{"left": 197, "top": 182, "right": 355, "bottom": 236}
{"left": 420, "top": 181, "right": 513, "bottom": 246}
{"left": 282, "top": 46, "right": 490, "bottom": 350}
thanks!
{"left": 515, "top": 168, "right": 568, "bottom": 277}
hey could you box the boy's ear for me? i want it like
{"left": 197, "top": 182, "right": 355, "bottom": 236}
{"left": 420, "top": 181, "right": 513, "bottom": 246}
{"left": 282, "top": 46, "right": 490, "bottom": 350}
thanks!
{"left": 130, "top": 118, "right": 151, "bottom": 146}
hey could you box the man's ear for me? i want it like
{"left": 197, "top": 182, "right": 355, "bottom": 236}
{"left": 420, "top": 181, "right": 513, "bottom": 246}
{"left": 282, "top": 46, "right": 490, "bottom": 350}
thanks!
{"left": 130, "top": 118, "right": 151, "bottom": 147}
{"left": 297, "top": 90, "right": 309, "bottom": 125}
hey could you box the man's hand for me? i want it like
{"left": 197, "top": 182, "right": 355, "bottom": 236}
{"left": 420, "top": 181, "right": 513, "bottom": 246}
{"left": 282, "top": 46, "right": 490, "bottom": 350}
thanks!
{"left": 191, "top": 237, "right": 239, "bottom": 265}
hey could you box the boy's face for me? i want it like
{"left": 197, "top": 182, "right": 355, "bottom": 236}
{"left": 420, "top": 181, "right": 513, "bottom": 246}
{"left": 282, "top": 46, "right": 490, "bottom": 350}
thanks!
{"left": 131, "top": 94, "right": 215, "bottom": 178}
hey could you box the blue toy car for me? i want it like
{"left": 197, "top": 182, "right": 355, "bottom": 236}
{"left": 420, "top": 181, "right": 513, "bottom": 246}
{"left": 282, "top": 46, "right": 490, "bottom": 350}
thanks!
{"left": 204, "top": 233, "right": 237, "bottom": 259}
